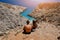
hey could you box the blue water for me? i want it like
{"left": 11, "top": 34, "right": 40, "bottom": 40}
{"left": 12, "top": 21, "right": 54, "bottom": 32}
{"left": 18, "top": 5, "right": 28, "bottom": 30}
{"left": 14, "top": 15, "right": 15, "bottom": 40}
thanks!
{"left": 0, "top": 1, "right": 35, "bottom": 21}
{"left": 21, "top": 8, "right": 35, "bottom": 21}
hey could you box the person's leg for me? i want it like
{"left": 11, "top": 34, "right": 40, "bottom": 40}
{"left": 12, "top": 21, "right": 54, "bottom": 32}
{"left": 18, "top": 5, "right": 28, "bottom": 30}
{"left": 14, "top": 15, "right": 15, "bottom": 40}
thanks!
{"left": 23, "top": 29, "right": 31, "bottom": 34}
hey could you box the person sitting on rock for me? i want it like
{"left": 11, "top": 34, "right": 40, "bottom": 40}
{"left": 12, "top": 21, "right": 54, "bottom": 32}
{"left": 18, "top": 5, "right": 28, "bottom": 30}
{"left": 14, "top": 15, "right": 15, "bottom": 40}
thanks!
{"left": 23, "top": 20, "right": 32, "bottom": 34}
{"left": 32, "top": 20, "right": 37, "bottom": 29}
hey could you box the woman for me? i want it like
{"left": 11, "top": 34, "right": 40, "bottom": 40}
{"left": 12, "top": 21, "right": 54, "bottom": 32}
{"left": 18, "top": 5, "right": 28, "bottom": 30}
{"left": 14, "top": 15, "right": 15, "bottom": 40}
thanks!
{"left": 32, "top": 20, "right": 37, "bottom": 29}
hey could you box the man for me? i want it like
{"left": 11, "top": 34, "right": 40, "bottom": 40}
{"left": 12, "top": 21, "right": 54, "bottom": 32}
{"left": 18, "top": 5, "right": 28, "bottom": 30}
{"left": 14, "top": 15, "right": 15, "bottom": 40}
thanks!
{"left": 23, "top": 20, "right": 32, "bottom": 34}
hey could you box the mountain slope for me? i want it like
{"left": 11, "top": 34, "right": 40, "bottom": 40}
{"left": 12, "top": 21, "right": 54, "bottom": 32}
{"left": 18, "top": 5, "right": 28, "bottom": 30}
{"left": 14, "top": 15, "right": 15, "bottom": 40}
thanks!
{"left": 29, "top": 2, "right": 60, "bottom": 26}
{"left": 0, "top": 2, "right": 27, "bottom": 33}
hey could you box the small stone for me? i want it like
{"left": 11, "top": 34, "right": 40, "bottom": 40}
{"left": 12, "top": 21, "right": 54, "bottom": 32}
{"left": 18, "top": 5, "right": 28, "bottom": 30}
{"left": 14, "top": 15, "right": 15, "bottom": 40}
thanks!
{"left": 0, "top": 31, "right": 4, "bottom": 36}
{"left": 57, "top": 36, "right": 60, "bottom": 40}
{"left": 18, "top": 25, "right": 20, "bottom": 26}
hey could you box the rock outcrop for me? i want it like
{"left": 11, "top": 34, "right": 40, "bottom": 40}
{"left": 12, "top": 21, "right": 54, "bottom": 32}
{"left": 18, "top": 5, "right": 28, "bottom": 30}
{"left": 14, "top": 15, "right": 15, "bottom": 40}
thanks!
{"left": 0, "top": 2, "right": 27, "bottom": 33}
{"left": 29, "top": 2, "right": 60, "bottom": 26}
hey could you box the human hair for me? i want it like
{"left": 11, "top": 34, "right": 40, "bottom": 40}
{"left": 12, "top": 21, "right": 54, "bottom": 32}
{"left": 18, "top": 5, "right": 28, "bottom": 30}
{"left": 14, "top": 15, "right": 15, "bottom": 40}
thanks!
{"left": 26, "top": 20, "right": 30, "bottom": 25}
{"left": 32, "top": 20, "right": 37, "bottom": 29}
{"left": 33, "top": 20, "right": 36, "bottom": 24}
{"left": 33, "top": 20, "right": 37, "bottom": 26}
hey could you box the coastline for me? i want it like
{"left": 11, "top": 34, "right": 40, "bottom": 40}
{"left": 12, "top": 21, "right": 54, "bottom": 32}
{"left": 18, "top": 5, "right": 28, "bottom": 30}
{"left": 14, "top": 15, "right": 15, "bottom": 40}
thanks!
{"left": 0, "top": 2, "right": 60, "bottom": 40}
{"left": 20, "top": 8, "right": 35, "bottom": 21}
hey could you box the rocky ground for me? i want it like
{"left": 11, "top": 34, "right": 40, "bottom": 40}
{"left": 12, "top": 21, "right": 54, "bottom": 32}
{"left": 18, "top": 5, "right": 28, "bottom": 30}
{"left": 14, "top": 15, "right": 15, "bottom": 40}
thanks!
{"left": 29, "top": 2, "right": 60, "bottom": 26}
{"left": 28, "top": 2, "right": 60, "bottom": 40}
{"left": 0, "top": 2, "right": 27, "bottom": 34}
{"left": 0, "top": 21, "right": 59, "bottom": 40}
{"left": 0, "top": 2, "right": 60, "bottom": 40}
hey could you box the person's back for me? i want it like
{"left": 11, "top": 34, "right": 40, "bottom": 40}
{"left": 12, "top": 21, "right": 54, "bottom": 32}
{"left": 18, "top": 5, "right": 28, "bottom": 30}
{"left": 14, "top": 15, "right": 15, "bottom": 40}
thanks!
{"left": 24, "top": 25, "right": 32, "bottom": 34}
{"left": 23, "top": 20, "right": 32, "bottom": 34}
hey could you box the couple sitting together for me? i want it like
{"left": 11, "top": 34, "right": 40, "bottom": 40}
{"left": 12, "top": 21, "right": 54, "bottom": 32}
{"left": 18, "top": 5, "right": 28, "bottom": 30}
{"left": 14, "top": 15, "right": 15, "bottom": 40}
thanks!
{"left": 23, "top": 20, "right": 38, "bottom": 34}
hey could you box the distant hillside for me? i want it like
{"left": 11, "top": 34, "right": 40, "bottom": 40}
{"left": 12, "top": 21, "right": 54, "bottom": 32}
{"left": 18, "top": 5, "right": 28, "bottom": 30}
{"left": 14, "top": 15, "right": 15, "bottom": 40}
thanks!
{"left": 0, "top": 2, "right": 26, "bottom": 14}
{"left": 29, "top": 2, "right": 60, "bottom": 26}
{"left": 0, "top": 2, "right": 27, "bottom": 34}
{"left": 36, "top": 2, "right": 60, "bottom": 9}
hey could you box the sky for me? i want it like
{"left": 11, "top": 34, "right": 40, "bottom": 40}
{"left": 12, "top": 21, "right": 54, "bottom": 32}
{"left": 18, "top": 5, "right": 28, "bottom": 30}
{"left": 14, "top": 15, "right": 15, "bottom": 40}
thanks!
{"left": 0, "top": 0, "right": 60, "bottom": 8}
